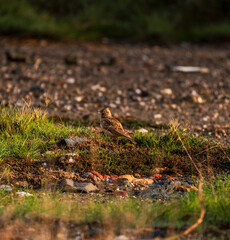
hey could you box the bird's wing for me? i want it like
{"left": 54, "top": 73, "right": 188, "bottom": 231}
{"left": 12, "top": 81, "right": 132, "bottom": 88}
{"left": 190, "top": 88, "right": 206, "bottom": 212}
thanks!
{"left": 102, "top": 117, "right": 127, "bottom": 137}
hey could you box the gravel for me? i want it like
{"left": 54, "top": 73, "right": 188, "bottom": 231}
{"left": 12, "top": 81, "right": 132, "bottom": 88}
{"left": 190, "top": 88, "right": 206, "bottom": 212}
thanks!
{"left": 0, "top": 38, "right": 229, "bottom": 144}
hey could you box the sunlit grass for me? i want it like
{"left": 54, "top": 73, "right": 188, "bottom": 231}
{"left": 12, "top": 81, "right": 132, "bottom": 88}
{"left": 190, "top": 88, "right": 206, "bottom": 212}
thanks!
{"left": 0, "top": 105, "right": 229, "bottom": 176}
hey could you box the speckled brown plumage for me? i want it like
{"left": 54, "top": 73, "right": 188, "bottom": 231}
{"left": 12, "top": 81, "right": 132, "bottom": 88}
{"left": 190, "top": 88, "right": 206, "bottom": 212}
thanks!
{"left": 99, "top": 107, "right": 136, "bottom": 144}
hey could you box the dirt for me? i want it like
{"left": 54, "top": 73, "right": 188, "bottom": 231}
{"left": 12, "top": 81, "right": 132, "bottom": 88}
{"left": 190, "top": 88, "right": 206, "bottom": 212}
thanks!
{"left": 0, "top": 37, "right": 229, "bottom": 145}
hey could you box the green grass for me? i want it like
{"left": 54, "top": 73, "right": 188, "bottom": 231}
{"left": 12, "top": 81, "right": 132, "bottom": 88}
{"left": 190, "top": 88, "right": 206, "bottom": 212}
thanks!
{"left": 0, "top": 105, "right": 229, "bottom": 177}
{"left": 0, "top": 175, "right": 229, "bottom": 238}
{"left": 0, "top": 105, "right": 229, "bottom": 239}
{"left": 0, "top": 105, "right": 84, "bottom": 159}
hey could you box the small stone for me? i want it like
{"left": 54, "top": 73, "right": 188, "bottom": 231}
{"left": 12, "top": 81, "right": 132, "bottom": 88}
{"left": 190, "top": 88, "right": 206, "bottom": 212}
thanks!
{"left": 59, "top": 156, "right": 66, "bottom": 162}
{"left": 30, "top": 86, "right": 44, "bottom": 97}
{"left": 133, "top": 173, "right": 141, "bottom": 178}
{"left": 91, "top": 171, "right": 103, "bottom": 179}
{"left": 73, "top": 229, "right": 83, "bottom": 240}
{"left": 64, "top": 105, "right": 72, "bottom": 111}
{"left": 152, "top": 174, "right": 162, "bottom": 179}
{"left": 75, "top": 96, "right": 83, "bottom": 102}
{"left": 83, "top": 172, "right": 93, "bottom": 178}
{"left": 68, "top": 157, "right": 75, "bottom": 163}
{"left": 161, "top": 88, "right": 172, "bottom": 95}
{"left": 123, "top": 179, "right": 131, "bottom": 186}
{"left": 65, "top": 54, "right": 78, "bottom": 65}
{"left": 60, "top": 179, "right": 98, "bottom": 193}
{"left": 59, "top": 137, "right": 87, "bottom": 147}
{"left": 16, "top": 191, "right": 33, "bottom": 197}
{"left": 66, "top": 78, "right": 75, "bottom": 84}
{"left": 6, "top": 50, "right": 29, "bottom": 62}
{"left": 60, "top": 179, "right": 74, "bottom": 191}
{"left": 111, "top": 190, "right": 128, "bottom": 197}
{"left": 132, "top": 178, "right": 154, "bottom": 185}
{"left": 115, "top": 235, "right": 129, "bottom": 240}
{"left": 88, "top": 174, "right": 98, "bottom": 181}
{"left": 154, "top": 114, "right": 162, "bottom": 119}
{"left": 74, "top": 182, "right": 98, "bottom": 193}
{"left": 110, "top": 175, "right": 119, "bottom": 179}
{"left": 202, "top": 116, "right": 209, "bottom": 122}
{"left": 141, "top": 180, "right": 181, "bottom": 199}
{"left": 0, "top": 185, "right": 12, "bottom": 191}
{"left": 65, "top": 153, "right": 79, "bottom": 156}
{"left": 119, "top": 175, "right": 135, "bottom": 182}
{"left": 110, "top": 103, "right": 117, "bottom": 108}
{"left": 136, "top": 128, "right": 148, "bottom": 133}
{"left": 100, "top": 56, "right": 117, "bottom": 66}
{"left": 103, "top": 175, "right": 111, "bottom": 179}
{"left": 86, "top": 228, "right": 102, "bottom": 237}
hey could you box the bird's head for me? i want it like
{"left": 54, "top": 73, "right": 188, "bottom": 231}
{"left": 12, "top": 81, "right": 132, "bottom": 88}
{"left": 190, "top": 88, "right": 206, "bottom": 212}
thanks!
{"left": 99, "top": 107, "right": 112, "bottom": 117}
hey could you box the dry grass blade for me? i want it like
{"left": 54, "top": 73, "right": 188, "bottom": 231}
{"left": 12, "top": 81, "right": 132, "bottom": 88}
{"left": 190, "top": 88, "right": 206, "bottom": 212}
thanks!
{"left": 149, "top": 121, "right": 206, "bottom": 240}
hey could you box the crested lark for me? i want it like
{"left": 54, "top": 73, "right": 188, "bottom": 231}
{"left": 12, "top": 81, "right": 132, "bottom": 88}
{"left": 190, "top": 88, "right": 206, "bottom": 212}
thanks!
{"left": 99, "top": 107, "right": 136, "bottom": 144}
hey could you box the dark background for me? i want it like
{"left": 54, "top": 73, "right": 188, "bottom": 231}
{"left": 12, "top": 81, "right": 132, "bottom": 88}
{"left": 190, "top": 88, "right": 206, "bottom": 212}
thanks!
{"left": 0, "top": 0, "right": 230, "bottom": 42}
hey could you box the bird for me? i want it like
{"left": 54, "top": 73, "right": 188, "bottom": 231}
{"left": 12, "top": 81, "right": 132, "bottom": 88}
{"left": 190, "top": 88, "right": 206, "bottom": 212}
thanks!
{"left": 99, "top": 107, "right": 136, "bottom": 144}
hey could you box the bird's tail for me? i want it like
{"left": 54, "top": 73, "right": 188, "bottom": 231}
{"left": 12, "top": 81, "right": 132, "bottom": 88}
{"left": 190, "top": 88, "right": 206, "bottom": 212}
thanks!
{"left": 127, "top": 135, "right": 137, "bottom": 144}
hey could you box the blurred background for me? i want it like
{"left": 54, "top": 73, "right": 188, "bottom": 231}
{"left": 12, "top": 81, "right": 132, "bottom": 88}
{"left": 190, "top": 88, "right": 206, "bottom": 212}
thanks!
{"left": 0, "top": 0, "right": 230, "bottom": 42}
{"left": 0, "top": 0, "right": 229, "bottom": 144}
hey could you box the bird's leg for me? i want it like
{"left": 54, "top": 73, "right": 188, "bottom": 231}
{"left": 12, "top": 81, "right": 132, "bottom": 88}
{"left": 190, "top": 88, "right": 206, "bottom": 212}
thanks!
{"left": 116, "top": 137, "right": 119, "bottom": 144}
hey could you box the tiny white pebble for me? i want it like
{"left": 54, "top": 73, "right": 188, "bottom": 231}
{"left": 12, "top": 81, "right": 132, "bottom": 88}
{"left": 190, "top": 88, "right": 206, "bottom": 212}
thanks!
{"left": 154, "top": 114, "right": 162, "bottom": 119}
{"left": 66, "top": 78, "right": 75, "bottom": 84}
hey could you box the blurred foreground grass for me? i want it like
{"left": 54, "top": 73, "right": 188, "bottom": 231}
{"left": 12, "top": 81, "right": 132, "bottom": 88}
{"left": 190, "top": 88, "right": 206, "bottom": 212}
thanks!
{"left": 0, "top": 176, "right": 229, "bottom": 239}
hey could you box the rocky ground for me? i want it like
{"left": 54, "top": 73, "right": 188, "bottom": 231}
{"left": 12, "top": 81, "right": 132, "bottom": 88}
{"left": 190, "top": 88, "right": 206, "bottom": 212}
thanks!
{"left": 0, "top": 36, "right": 229, "bottom": 238}
{"left": 0, "top": 38, "right": 229, "bottom": 144}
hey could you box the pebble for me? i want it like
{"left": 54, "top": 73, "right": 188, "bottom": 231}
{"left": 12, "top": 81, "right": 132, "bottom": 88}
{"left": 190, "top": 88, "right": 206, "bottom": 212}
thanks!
{"left": 59, "top": 137, "right": 87, "bottom": 147}
{"left": 75, "top": 96, "right": 83, "bottom": 102}
{"left": 64, "top": 54, "right": 78, "bottom": 65}
{"left": 60, "top": 179, "right": 98, "bottom": 193}
{"left": 115, "top": 235, "right": 129, "bottom": 240}
{"left": 0, "top": 185, "right": 12, "bottom": 191}
{"left": 16, "top": 191, "right": 33, "bottom": 197}
{"left": 103, "top": 175, "right": 111, "bottom": 179}
{"left": 141, "top": 180, "right": 182, "bottom": 199}
{"left": 154, "top": 114, "right": 162, "bottom": 119}
{"left": 133, "top": 173, "right": 141, "bottom": 178}
{"left": 65, "top": 153, "right": 79, "bottom": 156}
{"left": 111, "top": 190, "right": 128, "bottom": 197}
{"left": 74, "top": 182, "right": 99, "bottom": 193}
{"left": 5, "top": 50, "right": 28, "bottom": 62}
{"left": 91, "top": 171, "right": 103, "bottom": 179}
{"left": 83, "top": 172, "right": 93, "bottom": 178}
{"left": 161, "top": 88, "right": 172, "bottom": 95}
{"left": 110, "top": 175, "right": 119, "bottom": 179}
{"left": 136, "top": 128, "right": 148, "bottom": 133}
{"left": 68, "top": 157, "right": 75, "bottom": 163}
{"left": 66, "top": 78, "right": 75, "bottom": 84}
{"left": 119, "top": 175, "right": 135, "bottom": 182}
{"left": 132, "top": 178, "right": 153, "bottom": 185}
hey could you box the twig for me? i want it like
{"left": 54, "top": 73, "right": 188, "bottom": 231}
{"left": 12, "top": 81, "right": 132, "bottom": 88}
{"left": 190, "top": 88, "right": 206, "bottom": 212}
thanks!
{"left": 218, "top": 143, "right": 230, "bottom": 162}
{"left": 148, "top": 123, "right": 205, "bottom": 240}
